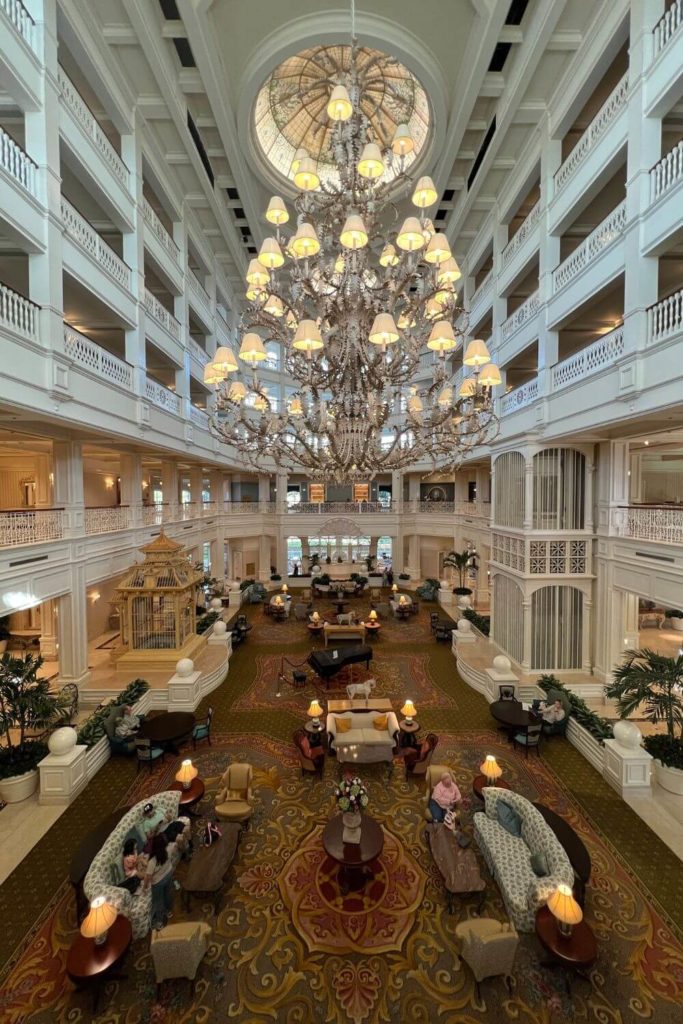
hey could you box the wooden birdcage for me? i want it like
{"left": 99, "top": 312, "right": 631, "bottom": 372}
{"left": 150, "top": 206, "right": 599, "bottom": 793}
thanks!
{"left": 113, "top": 531, "right": 205, "bottom": 671}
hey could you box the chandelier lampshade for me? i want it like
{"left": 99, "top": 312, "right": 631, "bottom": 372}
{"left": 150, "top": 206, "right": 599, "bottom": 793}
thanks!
{"left": 425, "top": 297, "right": 443, "bottom": 321}
{"left": 245, "top": 283, "right": 264, "bottom": 301}
{"left": 292, "top": 319, "right": 324, "bottom": 352}
{"left": 438, "top": 256, "right": 462, "bottom": 284}
{"left": 228, "top": 380, "right": 247, "bottom": 402}
{"left": 291, "top": 147, "right": 308, "bottom": 174}
{"left": 369, "top": 313, "right": 399, "bottom": 346}
{"left": 438, "top": 385, "right": 453, "bottom": 407}
{"left": 213, "top": 346, "right": 238, "bottom": 374}
{"left": 340, "top": 214, "right": 368, "bottom": 249}
{"left": 288, "top": 396, "right": 304, "bottom": 416}
{"left": 239, "top": 333, "right": 267, "bottom": 365}
{"left": 203, "top": 361, "right": 223, "bottom": 385}
{"left": 327, "top": 83, "right": 353, "bottom": 121}
{"left": 412, "top": 175, "right": 438, "bottom": 208}
{"left": 379, "top": 243, "right": 399, "bottom": 267}
{"left": 427, "top": 320, "right": 458, "bottom": 353}
{"left": 479, "top": 362, "right": 502, "bottom": 387}
{"left": 246, "top": 258, "right": 270, "bottom": 287}
{"left": 425, "top": 232, "right": 452, "bottom": 265}
{"left": 407, "top": 393, "right": 423, "bottom": 415}
{"left": 392, "top": 123, "right": 414, "bottom": 156}
{"left": 265, "top": 196, "right": 288, "bottom": 225}
{"left": 464, "top": 339, "right": 491, "bottom": 366}
{"left": 459, "top": 377, "right": 476, "bottom": 398}
{"left": 263, "top": 294, "right": 284, "bottom": 317}
{"left": 258, "top": 237, "right": 284, "bottom": 270}
{"left": 293, "top": 157, "right": 320, "bottom": 191}
{"left": 358, "top": 142, "right": 385, "bottom": 179}
{"left": 291, "top": 222, "right": 320, "bottom": 258}
{"left": 334, "top": 253, "right": 346, "bottom": 273}
{"left": 396, "top": 216, "right": 425, "bottom": 251}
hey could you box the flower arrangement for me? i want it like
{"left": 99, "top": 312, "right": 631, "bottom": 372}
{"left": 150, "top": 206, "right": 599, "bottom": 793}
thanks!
{"left": 335, "top": 776, "right": 369, "bottom": 814}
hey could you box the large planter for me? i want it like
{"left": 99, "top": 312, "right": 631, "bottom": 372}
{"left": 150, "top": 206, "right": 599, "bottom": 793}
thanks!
{"left": 0, "top": 768, "right": 39, "bottom": 803}
{"left": 653, "top": 759, "right": 683, "bottom": 795}
{"left": 669, "top": 616, "right": 683, "bottom": 632}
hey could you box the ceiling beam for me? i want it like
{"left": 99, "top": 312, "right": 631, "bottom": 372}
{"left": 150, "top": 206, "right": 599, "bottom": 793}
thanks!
{"left": 102, "top": 24, "right": 137, "bottom": 44}
{"left": 161, "top": 21, "right": 187, "bottom": 39}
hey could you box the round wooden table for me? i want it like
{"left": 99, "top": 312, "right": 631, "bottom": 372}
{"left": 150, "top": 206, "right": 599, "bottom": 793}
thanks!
{"left": 69, "top": 807, "right": 132, "bottom": 921}
{"left": 308, "top": 622, "right": 324, "bottom": 638}
{"left": 472, "top": 775, "right": 513, "bottom": 801}
{"left": 66, "top": 914, "right": 132, "bottom": 1013}
{"left": 304, "top": 720, "right": 326, "bottom": 749}
{"left": 399, "top": 719, "right": 420, "bottom": 748}
{"left": 535, "top": 906, "right": 597, "bottom": 994}
{"left": 137, "top": 711, "right": 196, "bottom": 753}
{"left": 363, "top": 622, "right": 381, "bottom": 638}
{"left": 170, "top": 776, "right": 206, "bottom": 814}
{"left": 333, "top": 599, "right": 349, "bottom": 614}
{"left": 322, "top": 814, "right": 384, "bottom": 894}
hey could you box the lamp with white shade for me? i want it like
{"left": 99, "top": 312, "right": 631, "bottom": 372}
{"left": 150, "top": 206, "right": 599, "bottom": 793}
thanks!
{"left": 307, "top": 699, "right": 324, "bottom": 730}
{"left": 80, "top": 896, "right": 117, "bottom": 946}
{"left": 400, "top": 700, "right": 416, "bottom": 725}
{"left": 175, "top": 758, "right": 198, "bottom": 791}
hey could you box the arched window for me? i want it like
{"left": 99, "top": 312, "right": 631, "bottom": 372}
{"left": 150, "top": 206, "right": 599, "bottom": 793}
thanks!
{"left": 493, "top": 452, "right": 525, "bottom": 528}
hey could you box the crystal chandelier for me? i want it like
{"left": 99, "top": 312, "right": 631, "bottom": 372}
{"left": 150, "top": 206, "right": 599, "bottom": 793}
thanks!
{"left": 206, "top": 24, "right": 501, "bottom": 482}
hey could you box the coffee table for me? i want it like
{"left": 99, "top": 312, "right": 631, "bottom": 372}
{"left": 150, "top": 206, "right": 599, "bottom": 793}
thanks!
{"left": 534, "top": 803, "right": 591, "bottom": 906}
{"left": 535, "top": 906, "right": 597, "bottom": 995}
{"left": 138, "top": 711, "right": 196, "bottom": 754}
{"left": 66, "top": 914, "right": 132, "bottom": 1012}
{"left": 472, "top": 775, "right": 512, "bottom": 801}
{"left": 69, "top": 806, "right": 131, "bottom": 921}
{"left": 182, "top": 823, "right": 241, "bottom": 913}
{"left": 170, "top": 777, "right": 206, "bottom": 816}
{"left": 425, "top": 823, "right": 486, "bottom": 913}
{"left": 322, "top": 814, "right": 384, "bottom": 895}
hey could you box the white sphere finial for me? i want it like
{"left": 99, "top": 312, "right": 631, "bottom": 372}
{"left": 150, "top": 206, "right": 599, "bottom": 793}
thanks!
{"left": 176, "top": 658, "right": 195, "bottom": 677}
{"left": 456, "top": 618, "right": 472, "bottom": 633}
{"left": 493, "top": 655, "right": 512, "bottom": 673}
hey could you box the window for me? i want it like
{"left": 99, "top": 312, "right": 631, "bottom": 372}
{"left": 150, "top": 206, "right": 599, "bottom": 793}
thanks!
{"left": 265, "top": 342, "right": 280, "bottom": 369}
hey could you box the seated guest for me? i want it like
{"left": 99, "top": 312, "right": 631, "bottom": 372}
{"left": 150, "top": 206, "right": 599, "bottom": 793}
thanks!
{"left": 139, "top": 801, "right": 190, "bottom": 853}
{"left": 144, "top": 833, "right": 177, "bottom": 930}
{"left": 540, "top": 699, "right": 565, "bottom": 725}
{"left": 117, "top": 838, "right": 147, "bottom": 894}
{"left": 115, "top": 705, "right": 141, "bottom": 739}
{"left": 428, "top": 772, "right": 462, "bottom": 823}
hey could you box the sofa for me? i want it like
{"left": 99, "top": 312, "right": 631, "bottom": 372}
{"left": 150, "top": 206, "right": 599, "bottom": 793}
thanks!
{"left": 323, "top": 623, "right": 366, "bottom": 646}
{"left": 326, "top": 709, "right": 399, "bottom": 764}
{"left": 84, "top": 792, "right": 186, "bottom": 939}
{"left": 474, "top": 788, "right": 574, "bottom": 931}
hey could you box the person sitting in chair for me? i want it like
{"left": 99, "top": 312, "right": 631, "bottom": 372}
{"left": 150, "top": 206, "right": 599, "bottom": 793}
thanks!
{"left": 114, "top": 705, "right": 141, "bottom": 740}
{"left": 540, "top": 699, "right": 565, "bottom": 725}
{"left": 428, "top": 772, "right": 462, "bottom": 823}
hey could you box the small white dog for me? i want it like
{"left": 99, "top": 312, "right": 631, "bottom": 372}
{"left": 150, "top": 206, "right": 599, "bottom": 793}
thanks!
{"left": 346, "top": 678, "right": 376, "bottom": 701}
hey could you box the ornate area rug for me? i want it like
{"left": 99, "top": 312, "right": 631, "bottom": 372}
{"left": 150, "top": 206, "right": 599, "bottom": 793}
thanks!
{"left": 232, "top": 650, "right": 457, "bottom": 713}
{"left": 1, "top": 732, "right": 681, "bottom": 1024}
{"left": 248, "top": 601, "right": 437, "bottom": 646}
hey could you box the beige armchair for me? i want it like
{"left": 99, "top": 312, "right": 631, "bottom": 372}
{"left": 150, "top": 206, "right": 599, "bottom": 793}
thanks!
{"left": 150, "top": 921, "right": 212, "bottom": 992}
{"left": 215, "top": 763, "right": 254, "bottom": 823}
{"left": 455, "top": 918, "right": 518, "bottom": 999}
{"left": 422, "top": 765, "right": 461, "bottom": 822}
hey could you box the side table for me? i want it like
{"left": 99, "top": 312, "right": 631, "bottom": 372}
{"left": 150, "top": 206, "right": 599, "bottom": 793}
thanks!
{"left": 66, "top": 914, "right": 132, "bottom": 1013}
{"left": 170, "top": 777, "right": 205, "bottom": 816}
{"left": 399, "top": 719, "right": 420, "bottom": 749}
{"left": 305, "top": 720, "right": 327, "bottom": 750}
{"left": 472, "top": 775, "right": 512, "bottom": 801}
{"left": 535, "top": 906, "right": 597, "bottom": 995}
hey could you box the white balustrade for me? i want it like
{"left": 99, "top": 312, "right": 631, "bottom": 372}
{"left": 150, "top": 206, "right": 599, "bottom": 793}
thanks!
{"left": 501, "top": 377, "right": 539, "bottom": 414}
{"left": 0, "top": 0, "right": 35, "bottom": 51}
{"left": 188, "top": 268, "right": 211, "bottom": 308}
{"left": 189, "top": 338, "right": 211, "bottom": 366}
{"left": 142, "top": 504, "right": 165, "bottom": 526}
{"left": 648, "top": 287, "right": 683, "bottom": 345}
{"left": 501, "top": 290, "right": 540, "bottom": 343}
{"left": 554, "top": 74, "right": 629, "bottom": 193}
{"left": 501, "top": 201, "right": 541, "bottom": 267}
{"left": 0, "top": 508, "right": 64, "bottom": 547}
{"left": 61, "top": 197, "right": 131, "bottom": 289}
{"left": 63, "top": 325, "right": 133, "bottom": 389}
{"left": 84, "top": 506, "right": 131, "bottom": 535}
{"left": 418, "top": 501, "right": 455, "bottom": 513}
{"left": 190, "top": 405, "right": 209, "bottom": 428}
{"left": 552, "top": 326, "right": 625, "bottom": 390}
{"left": 552, "top": 201, "right": 626, "bottom": 293}
{"left": 653, "top": 0, "right": 683, "bottom": 57}
{"left": 57, "top": 67, "right": 129, "bottom": 189}
{"left": 470, "top": 269, "right": 493, "bottom": 309}
{"left": 0, "top": 126, "right": 37, "bottom": 197}
{"left": 202, "top": 501, "right": 218, "bottom": 515}
{"left": 621, "top": 506, "right": 683, "bottom": 545}
{"left": 144, "top": 288, "right": 181, "bottom": 340}
{"left": 145, "top": 376, "right": 181, "bottom": 414}
{"left": 287, "top": 501, "right": 393, "bottom": 514}
{"left": 650, "top": 141, "right": 683, "bottom": 203}
{"left": 0, "top": 282, "right": 39, "bottom": 339}
{"left": 141, "top": 197, "right": 180, "bottom": 263}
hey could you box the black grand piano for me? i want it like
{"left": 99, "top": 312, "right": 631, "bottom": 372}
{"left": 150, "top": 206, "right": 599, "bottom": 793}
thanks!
{"left": 308, "top": 644, "right": 373, "bottom": 687}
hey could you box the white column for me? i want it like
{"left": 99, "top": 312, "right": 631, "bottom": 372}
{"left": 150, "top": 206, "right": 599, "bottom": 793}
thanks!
{"left": 175, "top": 203, "right": 191, "bottom": 419}
{"left": 57, "top": 567, "right": 90, "bottom": 687}
{"left": 523, "top": 457, "right": 534, "bottom": 531}
{"left": 258, "top": 474, "right": 271, "bottom": 504}
{"left": 258, "top": 534, "right": 271, "bottom": 580}
{"left": 120, "top": 453, "right": 143, "bottom": 527}
{"left": 52, "top": 441, "right": 84, "bottom": 538}
{"left": 39, "top": 599, "right": 58, "bottom": 659}
{"left": 121, "top": 112, "right": 146, "bottom": 396}
{"left": 275, "top": 471, "right": 288, "bottom": 512}
{"left": 521, "top": 596, "right": 532, "bottom": 672}
{"left": 161, "top": 461, "right": 179, "bottom": 519}
{"left": 189, "top": 466, "right": 204, "bottom": 505}
{"left": 405, "top": 534, "right": 420, "bottom": 579}
{"left": 537, "top": 119, "right": 562, "bottom": 391}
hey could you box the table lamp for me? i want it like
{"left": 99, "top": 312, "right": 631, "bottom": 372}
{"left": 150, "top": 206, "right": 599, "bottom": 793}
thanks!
{"left": 547, "top": 883, "right": 583, "bottom": 937}
{"left": 308, "top": 699, "right": 323, "bottom": 729}
{"left": 175, "top": 758, "right": 198, "bottom": 790}
{"left": 311, "top": 610, "right": 320, "bottom": 624}
{"left": 368, "top": 609, "right": 378, "bottom": 622}
{"left": 282, "top": 583, "right": 288, "bottom": 594}
{"left": 274, "top": 596, "right": 283, "bottom": 606}
{"left": 81, "top": 896, "right": 117, "bottom": 946}
{"left": 480, "top": 754, "right": 502, "bottom": 786}
{"left": 400, "top": 699, "right": 416, "bottom": 725}
{"left": 391, "top": 583, "right": 398, "bottom": 594}
{"left": 399, "top": 595, "right": 407, "bottom": 606}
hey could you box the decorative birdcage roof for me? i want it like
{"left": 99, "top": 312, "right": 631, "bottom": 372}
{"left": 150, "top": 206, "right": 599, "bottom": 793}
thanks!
{"left": 115, "top": 530, "right": 202, "bottom": 592}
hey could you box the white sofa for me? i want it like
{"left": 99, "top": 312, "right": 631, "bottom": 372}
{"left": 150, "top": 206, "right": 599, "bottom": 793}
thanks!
{"left": 84, "top": 792, "right": 186, "bottom": 939}
{"left": 474, "top": 788, "right": 574, "bottom": 932}
{"left": 326, "top": 709, "right": 399, "bottom": 764}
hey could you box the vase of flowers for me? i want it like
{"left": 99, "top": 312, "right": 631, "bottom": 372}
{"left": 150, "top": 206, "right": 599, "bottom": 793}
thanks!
{"left": 336, "top": 775, "right": 369, "bottom": 844}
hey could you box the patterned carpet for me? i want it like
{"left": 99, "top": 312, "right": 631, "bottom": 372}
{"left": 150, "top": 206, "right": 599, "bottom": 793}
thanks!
{"left": 1, "top": 598, "right": 682, "bottom": 1024}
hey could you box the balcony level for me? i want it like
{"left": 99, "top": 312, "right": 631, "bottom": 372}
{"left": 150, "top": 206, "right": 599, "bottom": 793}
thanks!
{"left": 646, "top": 0, "right": 683, "bottom": 116}
{"left": 0, "top": 0, "right": 41, "bottom": 110}
{"left": 643, "top": 139, "right": 683, "bottom": 254}
{"left": 0, "top": 125, "right": 43, "bottom": 249}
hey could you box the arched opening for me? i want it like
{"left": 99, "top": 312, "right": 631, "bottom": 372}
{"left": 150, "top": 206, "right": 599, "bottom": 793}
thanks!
{"left": 492, "top": 574, "right": 524, "bottom": 664}
{"left": 531, "top": 585, "right": 583, "bottom": 670}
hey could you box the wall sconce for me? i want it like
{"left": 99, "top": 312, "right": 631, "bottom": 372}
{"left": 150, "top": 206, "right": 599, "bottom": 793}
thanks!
{"left": 89, "top": 591, "right": 101, "bottom": 603}
{"left": 104, "top": 477, "right": 115, "bottom": 490}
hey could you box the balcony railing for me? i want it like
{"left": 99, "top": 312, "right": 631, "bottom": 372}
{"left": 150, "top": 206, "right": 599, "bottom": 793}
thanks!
{"left": 501, "top": 290, "right": 540, "bottom": 343}
{"left": 650, "top": 140, "right": 683, "bottom": 203}
{"left": 552, "top": 201, "right": 626, "bottom": 293}
{"left": 619, "top": 505, "right": 683, "bottom": 545}
{"left": 58, "top": 67, "right": 129, "bottom": 190}
{"left": 287, "top": 501, "right": 394, "bottom": 515}
{"left": 653, "top": 0, "right": 683, "bottom": 58}
{"left": 224, "top": 502, "right": 276, "bottom": 514}
{"left": 0, "top": 0, "right": 35, "bottom": 52}
{"left": 0, "top": 282, "right": 39, "bottom": 340}
{"left": 145, "top": 376, "right": 181, "bottom": 414}
{"left": 141, "top": 197, "right": 180, "bottom": 263}
{"left": 63, "top": 324, "right": 133, "bottom": 390}
{"left": 0, "top": 126, "right": 37, "bottom": 198}
{"left": 501, "top": 201, "right": 541, "bottom": 268}
{"left": 190, "top": 405, "right": 209, "bottom": 428}
{"left": 470, "top": 269, "right": 493, "bottom": 309}
{"left": 501, "top": 377, "right": 539, "bottom": 414}
{"left": 85, "top": 506, "right": 131, "bottom": 535}
{"left": 144, "top": 288, "right": 181, "bottom": 341}
{"left": 189, "top": 337, "right": 211, "bottom": 366}
{"left": 554, "top": 74, "right": 629, "bottom": 194}
{"left": 61, "top": 197, "right": 131, "bottom": 289}
{"left": 648, "top": 287, "right": 683, "bottom": 345}
{"left": 188, "top": 268, "right": 211, "bottom": 308}
{"left": 0, "top": 508, "right": 64, "bottom": 547}
{"left": 552, "top": 326, "right": 625, "bottom": 391}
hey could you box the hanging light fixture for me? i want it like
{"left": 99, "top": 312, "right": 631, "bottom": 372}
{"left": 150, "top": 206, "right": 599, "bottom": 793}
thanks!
{"left": 327, "top": 83, "right": 353, "bottom": 121}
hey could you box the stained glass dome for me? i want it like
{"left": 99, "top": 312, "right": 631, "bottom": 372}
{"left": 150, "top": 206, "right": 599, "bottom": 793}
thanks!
{"left": 254, "top": 44, "right": 431, "bottom": 186}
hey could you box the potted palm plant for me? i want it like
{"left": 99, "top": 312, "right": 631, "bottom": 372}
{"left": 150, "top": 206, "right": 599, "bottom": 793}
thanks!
{"left": 442, "top": 550, "right": 474, "bottom": 595}
{"left": 606, "top": 648, "right": 683, "bottom": 795}
{"left": 0, "top": 653, "right": 59, "bottom": 802}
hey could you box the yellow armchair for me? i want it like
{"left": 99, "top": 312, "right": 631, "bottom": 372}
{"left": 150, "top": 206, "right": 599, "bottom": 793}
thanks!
{"left": 455, "top": 918, "right": 518, "bottom": 999}
{"left": 215, "top": 763, "right": 254, "bottom": 823}
{"left": 150, "top": 920, "right": 212, "bottom": 991}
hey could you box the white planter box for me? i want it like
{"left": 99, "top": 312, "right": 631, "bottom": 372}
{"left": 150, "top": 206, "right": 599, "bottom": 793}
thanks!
{"left": 566, "top": 718, "right": 605, "bottom": 773}
{"left": 653, "top": 759, "right": 683, "bottom": 795}
{"left": 85, "top": 736, "right": 111, "bottom": 780}
{"left": 0, "top": 768, "right": 39, "bottom": 803}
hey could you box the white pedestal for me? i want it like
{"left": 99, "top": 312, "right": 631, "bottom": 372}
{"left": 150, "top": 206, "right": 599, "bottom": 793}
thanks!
{"left": 484, "top": 669, "right": 519, "bottom": 703}
{"left": 438, "top": 585, "right": 454, "bottom": 607}
{"left": 454, "top": 632, "right": 476, "bottom": 647}
{"left": 602, "top": 739, "right": 653, "bottom": 796}
{"left": 38, "top": 744, "right": 88, "bottom": 805}
{"left": 208, "top": 633, "right": 233, "bottom": 657}
{"left": 167, "top": 669, "right": 202, "bottom": 710}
